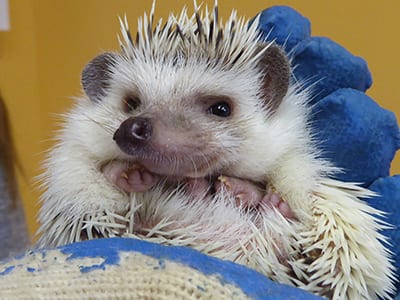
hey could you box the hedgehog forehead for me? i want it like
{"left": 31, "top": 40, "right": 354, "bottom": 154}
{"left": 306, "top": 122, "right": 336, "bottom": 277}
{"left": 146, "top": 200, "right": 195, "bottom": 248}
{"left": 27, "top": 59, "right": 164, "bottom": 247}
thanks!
{"left": 112, "top": 54, "right": 262, "bottom": 110}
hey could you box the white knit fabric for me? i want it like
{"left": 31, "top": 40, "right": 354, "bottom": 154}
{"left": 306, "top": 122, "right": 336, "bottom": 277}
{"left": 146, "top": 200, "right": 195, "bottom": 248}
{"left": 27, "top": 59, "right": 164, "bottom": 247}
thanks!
{"left": 0, "top": 248, "right": 249, "bottom": 300}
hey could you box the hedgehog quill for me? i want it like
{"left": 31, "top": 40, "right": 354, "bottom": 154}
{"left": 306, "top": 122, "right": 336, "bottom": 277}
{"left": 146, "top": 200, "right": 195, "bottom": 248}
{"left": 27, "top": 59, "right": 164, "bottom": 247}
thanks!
{"left": 36, "top": 2, "right": 395, "bottom": 299}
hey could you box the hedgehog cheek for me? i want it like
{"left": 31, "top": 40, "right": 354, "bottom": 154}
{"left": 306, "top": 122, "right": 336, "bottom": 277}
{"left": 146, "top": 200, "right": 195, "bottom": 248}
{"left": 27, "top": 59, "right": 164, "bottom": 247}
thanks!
{"left": 257, "top": 43, "right": 290, "bottom": 112}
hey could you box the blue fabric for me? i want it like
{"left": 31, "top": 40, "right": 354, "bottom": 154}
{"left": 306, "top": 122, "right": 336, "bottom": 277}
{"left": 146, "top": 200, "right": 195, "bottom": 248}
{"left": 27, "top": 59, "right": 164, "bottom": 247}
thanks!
{"left": 59, "top": 238, "right": 322, "bottom": 300}
{"left": 368, "top": 176, "right": 400, "bottom": 292}
{"left": 257, "top": 5, "right": 400, "bottom": 296}
{"left": 312, "top": 88, "right": 399, "bottom": 186}
{"left": 291, "top": 37, "right": 372, "bottom": 103}
{"left": 255, "top": 6, "right": 311, "bottom": 52}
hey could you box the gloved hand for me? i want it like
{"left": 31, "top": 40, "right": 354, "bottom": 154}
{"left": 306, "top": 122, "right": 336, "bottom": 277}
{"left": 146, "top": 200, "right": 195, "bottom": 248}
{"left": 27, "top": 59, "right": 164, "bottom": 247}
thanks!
{"left": 258, "top": 5, "right": 400, "bottom": 295}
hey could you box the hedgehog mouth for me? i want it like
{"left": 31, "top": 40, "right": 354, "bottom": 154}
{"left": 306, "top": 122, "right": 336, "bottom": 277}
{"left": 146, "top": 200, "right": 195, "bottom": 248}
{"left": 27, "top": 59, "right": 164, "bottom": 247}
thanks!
{"left": 141, "top": 155, "right": 220, "bottom": 179}
{"left": 117, "top": 149, "right": 221, "bottom": 177}
{"left": 100, "top": 154, "right": 222, "bottom": 184}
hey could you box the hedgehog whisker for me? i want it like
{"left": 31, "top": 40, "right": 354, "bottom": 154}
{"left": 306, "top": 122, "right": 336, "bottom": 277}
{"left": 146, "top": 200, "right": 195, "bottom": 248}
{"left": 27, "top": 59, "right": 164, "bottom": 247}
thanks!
{"left": 199, "top": 151, "right": 213, "bottom": 177}
{"left": 80, "top": 113, "right": 115, "bottom": 135}
{"left": 188, "top": 154, "right": 199, "bottom": 179}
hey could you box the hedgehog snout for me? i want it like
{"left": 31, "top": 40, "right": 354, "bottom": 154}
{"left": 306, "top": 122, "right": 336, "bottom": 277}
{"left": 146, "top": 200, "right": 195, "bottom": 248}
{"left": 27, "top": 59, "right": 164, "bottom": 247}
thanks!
{"left": 113, "top": 117, "right": 153, "bottom": 151}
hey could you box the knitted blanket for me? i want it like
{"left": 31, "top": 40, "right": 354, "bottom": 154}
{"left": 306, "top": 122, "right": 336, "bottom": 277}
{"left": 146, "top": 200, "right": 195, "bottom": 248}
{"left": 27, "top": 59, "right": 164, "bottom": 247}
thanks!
{"left": 0, "top": 238, "right": 321, "bottom": 299}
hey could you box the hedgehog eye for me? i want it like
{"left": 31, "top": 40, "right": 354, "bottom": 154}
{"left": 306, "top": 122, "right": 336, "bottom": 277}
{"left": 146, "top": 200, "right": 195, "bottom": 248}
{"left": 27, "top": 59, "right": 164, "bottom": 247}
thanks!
{"left": 208, "top": 101, "right": 231, "bottom": 117}
{"left": 123, "top": 95, "right": 141, "bottom": 113}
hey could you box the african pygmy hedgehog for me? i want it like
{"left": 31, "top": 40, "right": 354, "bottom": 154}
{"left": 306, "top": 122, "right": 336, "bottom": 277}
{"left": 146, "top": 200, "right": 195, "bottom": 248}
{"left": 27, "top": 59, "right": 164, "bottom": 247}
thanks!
{"left": 37, "top": 2, "right": 396, "bottom": 299}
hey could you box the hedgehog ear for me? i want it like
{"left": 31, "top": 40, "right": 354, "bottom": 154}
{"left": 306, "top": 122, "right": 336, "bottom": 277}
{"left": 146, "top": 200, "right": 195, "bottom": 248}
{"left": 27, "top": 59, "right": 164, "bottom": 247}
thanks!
{"left": 258, "top": 44, "right": 290, "bottom": 111}
{"left": 81, "top": 52, "right": 119, "bottom": 102}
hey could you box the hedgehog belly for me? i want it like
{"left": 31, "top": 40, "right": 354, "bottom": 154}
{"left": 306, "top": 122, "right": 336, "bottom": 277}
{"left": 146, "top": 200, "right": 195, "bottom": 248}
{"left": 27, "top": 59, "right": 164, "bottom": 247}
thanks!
{"left": 72, "top": 184, "right": 301, "bottom": 284}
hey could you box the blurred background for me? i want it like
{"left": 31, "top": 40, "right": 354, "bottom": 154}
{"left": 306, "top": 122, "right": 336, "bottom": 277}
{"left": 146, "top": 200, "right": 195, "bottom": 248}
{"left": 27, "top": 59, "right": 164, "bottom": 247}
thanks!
{"left": 1, "top": 0, "right": 399, "bottom": 238}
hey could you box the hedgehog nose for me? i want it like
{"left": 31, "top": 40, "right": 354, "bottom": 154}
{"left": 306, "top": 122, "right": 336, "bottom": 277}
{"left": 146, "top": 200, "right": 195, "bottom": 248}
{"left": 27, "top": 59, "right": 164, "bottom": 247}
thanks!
{"left": 130, "top": 117, "right": 152, "bottom": 141}
{"left": 113, "top": 117, "right": 152, "bottom": 145}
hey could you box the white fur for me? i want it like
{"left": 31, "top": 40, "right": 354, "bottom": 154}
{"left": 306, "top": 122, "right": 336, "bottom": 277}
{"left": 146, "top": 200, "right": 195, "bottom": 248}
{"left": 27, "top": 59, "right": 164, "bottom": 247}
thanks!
{"left": 37, "top": 3, "right": 395, "bottom": 299}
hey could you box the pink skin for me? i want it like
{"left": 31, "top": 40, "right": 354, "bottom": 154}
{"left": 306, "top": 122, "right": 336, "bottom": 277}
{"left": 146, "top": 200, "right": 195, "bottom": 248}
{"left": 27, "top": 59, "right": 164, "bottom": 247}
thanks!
{"left": 185, "top": 177, "right": 211, "bottom": 196}
{"left": 101, "top": 161, "right": 294, "bottom": 219}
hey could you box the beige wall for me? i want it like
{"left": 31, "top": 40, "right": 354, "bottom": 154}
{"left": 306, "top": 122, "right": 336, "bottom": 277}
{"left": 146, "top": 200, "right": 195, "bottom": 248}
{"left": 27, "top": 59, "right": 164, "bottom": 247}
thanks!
{"left": 1, "top": 0, "right": 400, "bottom": 237}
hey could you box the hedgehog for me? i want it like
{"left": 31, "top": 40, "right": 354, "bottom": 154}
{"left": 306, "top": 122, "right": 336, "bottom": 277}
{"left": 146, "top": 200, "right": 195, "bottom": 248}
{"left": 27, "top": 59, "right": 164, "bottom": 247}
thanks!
{"left": 36, "top": 2, "right": 396, "bottom": 299}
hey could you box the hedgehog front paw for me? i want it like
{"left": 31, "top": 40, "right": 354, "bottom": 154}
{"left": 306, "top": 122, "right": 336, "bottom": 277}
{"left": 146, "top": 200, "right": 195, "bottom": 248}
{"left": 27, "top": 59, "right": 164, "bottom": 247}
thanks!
{"left": 215, "top": 175, "right": 263, "bottom": 208}
{"left": 215, "top": 176, "right": 295, "bottom": 219}
{"left": 101, "top": 160, "right": 159, "bottom": 192}
{"left": 261, "top": 187, "right": 295, "bottom": 219}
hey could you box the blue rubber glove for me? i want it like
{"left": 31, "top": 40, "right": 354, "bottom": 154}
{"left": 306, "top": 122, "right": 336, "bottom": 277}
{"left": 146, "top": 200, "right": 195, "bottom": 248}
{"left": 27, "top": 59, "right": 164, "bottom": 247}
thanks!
{"left": 368, "top": 176, "right": 400, "bottom": 292}
{"left": 312, "top": 88, "right": 399, "bottom": 186}
{"left": 257, "top": 6, "right": 372, "bottom": 104}
{"left": 292, "top": 37, "right": 372, "bottom": 103}
{"left": 256, "top": 5, "right": 311, "bottom": 53}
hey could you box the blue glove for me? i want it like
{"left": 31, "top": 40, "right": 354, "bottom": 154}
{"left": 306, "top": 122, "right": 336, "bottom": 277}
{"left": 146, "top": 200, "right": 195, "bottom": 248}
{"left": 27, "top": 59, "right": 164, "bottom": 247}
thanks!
{"left": 256, "top": 5, "right": 311, "bottom": 53}
{"left": 368, "top": 176, "right": 400, "bottom": 290}
{"left": 312, "top": 88, "right": 399, "bottom": 186}
{"left": 292, "top": 37, "right": 372, "bottom": 103}
{"left": 257, "top": 6, "right": 372, "bottom": 104}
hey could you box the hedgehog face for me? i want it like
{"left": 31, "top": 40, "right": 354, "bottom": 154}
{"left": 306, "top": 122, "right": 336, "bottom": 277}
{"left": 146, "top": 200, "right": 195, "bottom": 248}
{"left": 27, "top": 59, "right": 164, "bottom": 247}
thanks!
{"left": 80, "top": 41, "right": 290, "bottom": 181}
